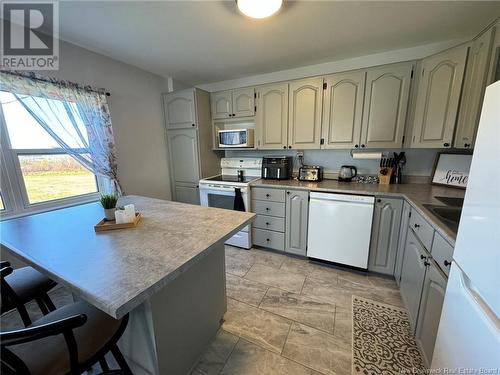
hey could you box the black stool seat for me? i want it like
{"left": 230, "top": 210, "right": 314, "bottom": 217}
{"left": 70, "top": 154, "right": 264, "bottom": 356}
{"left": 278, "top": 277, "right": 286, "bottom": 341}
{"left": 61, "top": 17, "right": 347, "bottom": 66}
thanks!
{"left": 7, "top": 301, "right": 125, "bottom": 375}
{"left": 4, "top": 267, "right": 56, "bottom": 306}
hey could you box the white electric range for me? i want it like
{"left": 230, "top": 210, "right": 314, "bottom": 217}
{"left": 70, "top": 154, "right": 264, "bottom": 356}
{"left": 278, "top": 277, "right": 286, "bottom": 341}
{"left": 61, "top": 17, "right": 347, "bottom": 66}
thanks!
{"left": 199, "top": 158, "right": 262, "bottom": 249}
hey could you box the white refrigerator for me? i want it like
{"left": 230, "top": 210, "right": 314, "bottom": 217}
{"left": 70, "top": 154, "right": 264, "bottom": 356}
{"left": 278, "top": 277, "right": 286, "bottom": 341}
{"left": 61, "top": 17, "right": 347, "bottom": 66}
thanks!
{"left": 432, "top": 81, "right": 500, "bottom": 369}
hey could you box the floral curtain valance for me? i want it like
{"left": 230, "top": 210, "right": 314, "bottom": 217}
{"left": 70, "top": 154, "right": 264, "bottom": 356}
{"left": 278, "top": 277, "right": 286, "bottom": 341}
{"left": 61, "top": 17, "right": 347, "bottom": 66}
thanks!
{"left": 0, "top": 71, "right": 123, "bottom": 194}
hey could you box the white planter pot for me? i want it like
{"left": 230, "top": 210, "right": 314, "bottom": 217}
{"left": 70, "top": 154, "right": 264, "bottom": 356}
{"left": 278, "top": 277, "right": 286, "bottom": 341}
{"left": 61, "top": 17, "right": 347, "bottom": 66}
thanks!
{"left": 104, "top": 208, "right": 116, "bottom": 221}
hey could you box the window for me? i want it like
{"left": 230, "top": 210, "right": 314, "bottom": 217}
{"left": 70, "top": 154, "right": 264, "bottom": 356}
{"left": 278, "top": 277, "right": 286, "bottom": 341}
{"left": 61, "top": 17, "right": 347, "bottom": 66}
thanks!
{"left": 0, "top": 91, "right": 101, "bottom": 217}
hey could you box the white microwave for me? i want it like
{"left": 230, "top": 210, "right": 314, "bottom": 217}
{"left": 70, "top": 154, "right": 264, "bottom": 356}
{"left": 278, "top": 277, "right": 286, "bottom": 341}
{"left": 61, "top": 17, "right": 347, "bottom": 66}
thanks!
{"left": 218, "top": 129, "right": 254, "bottom": 148}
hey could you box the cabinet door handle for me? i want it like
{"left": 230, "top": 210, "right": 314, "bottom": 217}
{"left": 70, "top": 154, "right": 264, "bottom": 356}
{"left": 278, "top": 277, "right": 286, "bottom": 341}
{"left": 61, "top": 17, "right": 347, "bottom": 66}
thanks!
{"left": 414, "top": 223, "right": 420, "bottom": 229}
{"left": 266, "top": 238, "right": 270, "bottom": 242}
{"left": 266, "top": 194, "right": 270, "bottom": 198}
{"left": 266, "top": 222, "right": 270, "bottom": 226}
{"left": 287, "top": 191, "right": 290, "bottom": 195}
{"left": 424, "top": 261, "right": 431, "bottom": 267}
{"left": 361, "top": 144, "right": 366, "bottom": 148}
{"left": 192, "top": 123, "right": 195, "bottom": 127}
{"left": 444, "top": 260, "right": 452, "bottom": 267}
{"left": 266, "top": 207, "right": 270, "bottom": 211}
{"left": 443, "top": 143, "right": 450, "bottom": 147}
{"left": 377, "top": 198, "right": 382, "bottom": 203}
{"left": 283, "top": 146, "right": 287, "bottom": 149}
{"left": 420, "top": 254, "right": 427, "bottom": 260}
{"left": 354, "top": 144, "right": 359, "bottom": 148}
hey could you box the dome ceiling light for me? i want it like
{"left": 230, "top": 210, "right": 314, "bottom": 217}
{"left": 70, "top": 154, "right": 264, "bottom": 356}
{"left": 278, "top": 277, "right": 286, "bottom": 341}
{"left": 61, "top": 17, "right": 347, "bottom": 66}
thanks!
{"left": 236, "top": 0, "right": 283, "bottom": 19}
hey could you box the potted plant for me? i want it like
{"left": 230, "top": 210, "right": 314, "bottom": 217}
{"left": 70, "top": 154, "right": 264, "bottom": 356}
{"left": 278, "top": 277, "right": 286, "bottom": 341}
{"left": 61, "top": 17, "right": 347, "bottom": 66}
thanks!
{"left": 100, "top": 193, "right": 118, "bottom": 221}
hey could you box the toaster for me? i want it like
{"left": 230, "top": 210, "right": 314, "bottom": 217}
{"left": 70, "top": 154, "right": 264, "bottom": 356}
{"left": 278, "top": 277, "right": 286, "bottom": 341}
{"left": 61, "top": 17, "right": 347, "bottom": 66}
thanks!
{"left": 298, "top": 166, "right": 323, "bottom": 182}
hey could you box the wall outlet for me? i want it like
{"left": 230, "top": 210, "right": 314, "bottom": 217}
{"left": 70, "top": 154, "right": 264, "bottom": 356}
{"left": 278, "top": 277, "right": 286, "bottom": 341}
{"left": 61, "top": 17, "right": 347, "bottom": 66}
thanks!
{"left": 296, "top": 151, "right": 304, "bottom": 158}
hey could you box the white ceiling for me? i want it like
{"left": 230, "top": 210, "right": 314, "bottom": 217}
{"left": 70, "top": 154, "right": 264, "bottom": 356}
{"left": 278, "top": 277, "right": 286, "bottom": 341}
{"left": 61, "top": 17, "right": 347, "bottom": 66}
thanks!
{"left": 57, "top": 1, "right": 500, "bottom": 85}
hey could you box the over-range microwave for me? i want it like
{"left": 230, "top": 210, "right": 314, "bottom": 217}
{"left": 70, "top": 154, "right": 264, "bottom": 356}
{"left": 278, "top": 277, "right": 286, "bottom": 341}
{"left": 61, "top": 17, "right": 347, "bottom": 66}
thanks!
{"left": 218, "top": 129, "right": 254, "bottom": 148}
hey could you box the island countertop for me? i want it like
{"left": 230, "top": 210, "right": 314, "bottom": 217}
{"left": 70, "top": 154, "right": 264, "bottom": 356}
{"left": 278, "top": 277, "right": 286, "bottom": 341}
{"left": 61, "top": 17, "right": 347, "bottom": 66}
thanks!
{"left": 0, "top": 195, "right": 255, "bottom": 319}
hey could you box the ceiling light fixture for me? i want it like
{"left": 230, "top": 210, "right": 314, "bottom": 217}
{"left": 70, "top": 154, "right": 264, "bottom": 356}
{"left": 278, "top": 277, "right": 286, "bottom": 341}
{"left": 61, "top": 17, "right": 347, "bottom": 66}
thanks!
{"left": 236, "top": 0, "right": 283, "bottom": 19}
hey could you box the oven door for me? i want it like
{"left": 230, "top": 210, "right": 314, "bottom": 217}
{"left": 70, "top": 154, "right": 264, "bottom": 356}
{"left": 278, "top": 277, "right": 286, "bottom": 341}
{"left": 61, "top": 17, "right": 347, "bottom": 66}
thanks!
{"left": 199, "top": 184, "right": 248, "bottom": 212}
{"left": 199, "top": 184, "right": 251, "bottom": 248}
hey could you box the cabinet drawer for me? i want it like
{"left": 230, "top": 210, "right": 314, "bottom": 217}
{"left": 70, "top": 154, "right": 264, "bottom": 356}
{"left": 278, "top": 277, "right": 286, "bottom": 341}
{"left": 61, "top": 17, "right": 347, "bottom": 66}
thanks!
{"left": 252, "top": 188, "right": 286, "bottom": 203}
{"left": 252, "top": 228, "right": 285, "bottom": 251}
{"left": 431, "top": 232, "right": 454, "bottom": 276}
{"left": 253, "top": 215, "right": 285, "bottom": 232}
{"left": 409, "top": 209, "right": 434, "bottom": 250}
{"left": 252, "top": 200, "right": 285, "bottom": 217}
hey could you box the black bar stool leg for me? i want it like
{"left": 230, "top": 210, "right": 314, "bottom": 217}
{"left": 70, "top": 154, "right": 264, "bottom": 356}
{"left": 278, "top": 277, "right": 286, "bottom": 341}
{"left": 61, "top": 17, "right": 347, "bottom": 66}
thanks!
{"left": 35, "top": 297, "right": 49, "bottom": 315}
{"left": 16, "top": 305, "right": 32, "bottom": 327}
{"left": 110, "top": 345, "right": 132, "bottom": 375}
{"left": 99, "top": 358, "right": 110, "bottom": 372}
{"left": 41, "top": 293, "right": 56, "bottom": 312}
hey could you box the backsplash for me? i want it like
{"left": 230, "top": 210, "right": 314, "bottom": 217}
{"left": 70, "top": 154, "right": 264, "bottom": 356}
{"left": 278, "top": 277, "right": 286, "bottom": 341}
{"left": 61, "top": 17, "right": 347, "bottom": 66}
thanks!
{"left": 225, "top": 149, "right": 441, "bottom": 179}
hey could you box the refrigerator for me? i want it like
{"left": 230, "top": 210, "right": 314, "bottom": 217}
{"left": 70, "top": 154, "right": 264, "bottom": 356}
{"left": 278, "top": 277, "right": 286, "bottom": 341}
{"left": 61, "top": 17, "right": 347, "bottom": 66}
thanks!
{"left": 432, "top": 81, "right": 500, "bottom": 369}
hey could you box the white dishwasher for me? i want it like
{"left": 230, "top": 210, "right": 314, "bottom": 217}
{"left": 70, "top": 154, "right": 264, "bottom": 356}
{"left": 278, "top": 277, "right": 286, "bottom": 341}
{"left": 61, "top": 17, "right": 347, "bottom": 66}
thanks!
{"left": 307, "top": 192, "right": 375, "bottom": 269}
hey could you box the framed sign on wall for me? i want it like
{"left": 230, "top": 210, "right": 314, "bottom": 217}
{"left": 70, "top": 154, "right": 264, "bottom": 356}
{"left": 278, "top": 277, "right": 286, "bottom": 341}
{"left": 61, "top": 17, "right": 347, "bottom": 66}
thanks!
{"left": 432, "top": 152, "right": 473, "bottom": 189}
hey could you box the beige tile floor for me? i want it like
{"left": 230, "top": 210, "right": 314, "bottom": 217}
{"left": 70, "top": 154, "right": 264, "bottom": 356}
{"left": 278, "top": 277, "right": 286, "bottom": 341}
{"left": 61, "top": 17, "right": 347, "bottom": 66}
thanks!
{"left": 1, "top": 246, "right": 405, "bottom": 375}
{"left": 192, "top": 245, "right": 405, "bottom": 375}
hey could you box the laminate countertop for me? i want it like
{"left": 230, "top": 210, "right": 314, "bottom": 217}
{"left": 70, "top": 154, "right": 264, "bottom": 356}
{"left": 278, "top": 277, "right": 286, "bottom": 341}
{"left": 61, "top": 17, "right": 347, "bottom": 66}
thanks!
{"left": 251, "top": 179, "right": 465, "bottom": 246}
{"left": 0, "top": 195, "right": 254, "bottom": 319}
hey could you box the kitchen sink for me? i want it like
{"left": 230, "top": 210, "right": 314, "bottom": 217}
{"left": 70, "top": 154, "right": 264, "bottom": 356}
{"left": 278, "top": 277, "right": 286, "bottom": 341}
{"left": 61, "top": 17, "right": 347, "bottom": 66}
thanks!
{"left": 423, "top": 204, "right": 462, "bottom": 233}
{"left": 434, "top": 196, "right": 464, "bottom": 207}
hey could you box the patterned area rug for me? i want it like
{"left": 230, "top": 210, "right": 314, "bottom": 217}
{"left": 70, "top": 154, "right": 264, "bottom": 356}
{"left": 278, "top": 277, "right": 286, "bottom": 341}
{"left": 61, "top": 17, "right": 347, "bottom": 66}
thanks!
{"left": 352, "top": 296, "right": 425, "bottom": 375}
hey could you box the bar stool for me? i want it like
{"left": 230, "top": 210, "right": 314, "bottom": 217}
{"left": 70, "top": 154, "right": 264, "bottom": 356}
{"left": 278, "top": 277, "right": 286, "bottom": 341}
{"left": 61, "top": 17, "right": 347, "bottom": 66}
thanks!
{"left": 0, "top": 300, "right": 132, "bottom": 374}
{"left": 1, "top": 262, "right": 57, "bottom": 327}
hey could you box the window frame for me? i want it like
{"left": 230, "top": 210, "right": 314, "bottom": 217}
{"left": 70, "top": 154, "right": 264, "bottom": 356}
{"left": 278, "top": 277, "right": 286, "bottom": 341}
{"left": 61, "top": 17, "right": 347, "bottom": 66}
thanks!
{"left": 0, "top": 96, "right": 103, "bottom": 219}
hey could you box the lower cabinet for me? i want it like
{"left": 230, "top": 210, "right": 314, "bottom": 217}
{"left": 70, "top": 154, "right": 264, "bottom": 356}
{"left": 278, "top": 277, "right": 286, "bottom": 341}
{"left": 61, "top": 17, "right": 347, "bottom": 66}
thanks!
{"left": 394, "top": 201, "right": 412, "bottom": 284}
{"left": 251, "top": 187, "right": 309, "bottom": 256}
{"left": 368, "top": 197, "right": 403, "bottom": 275}
{"left": 285, "top": 190, "right": 309, "bottom": 256}
{"left": 174, "top": 183, "right": 200, "bottom": 205}
{"left": 415, "top": 261, "right": 447, "bottom": 367}
{"left": 252, "top": 227, "right": 285, "bottom": 251}
{"left": 400, "top": 229, "right": 429, "bottom": 329}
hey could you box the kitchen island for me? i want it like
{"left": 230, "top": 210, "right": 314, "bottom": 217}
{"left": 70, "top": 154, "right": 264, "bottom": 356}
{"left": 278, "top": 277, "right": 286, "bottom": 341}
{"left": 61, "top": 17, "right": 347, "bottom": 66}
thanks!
{"left": 0, "top": 195, "right": 254, "bottom": 375}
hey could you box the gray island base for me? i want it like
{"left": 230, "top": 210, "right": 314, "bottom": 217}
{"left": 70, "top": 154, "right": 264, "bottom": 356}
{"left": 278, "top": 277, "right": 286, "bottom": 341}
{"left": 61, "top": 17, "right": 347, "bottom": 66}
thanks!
{"left": 121, "top": 241, "right": 226, "bottom": 375}
{"left": 0, "top": 195, "right": 254, "bottom": 375}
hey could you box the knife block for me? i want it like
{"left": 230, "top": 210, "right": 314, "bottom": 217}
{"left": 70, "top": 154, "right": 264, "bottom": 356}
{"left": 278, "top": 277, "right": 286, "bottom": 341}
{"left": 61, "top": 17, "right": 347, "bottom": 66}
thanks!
{"left": 378, "top": 167, "right": 393, "bottom": 185}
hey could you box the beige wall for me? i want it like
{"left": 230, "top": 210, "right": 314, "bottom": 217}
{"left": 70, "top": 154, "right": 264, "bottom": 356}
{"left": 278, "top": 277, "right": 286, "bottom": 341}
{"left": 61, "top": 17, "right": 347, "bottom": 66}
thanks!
{"left": 39, "top": 39, "right": 171, "bottom": 200}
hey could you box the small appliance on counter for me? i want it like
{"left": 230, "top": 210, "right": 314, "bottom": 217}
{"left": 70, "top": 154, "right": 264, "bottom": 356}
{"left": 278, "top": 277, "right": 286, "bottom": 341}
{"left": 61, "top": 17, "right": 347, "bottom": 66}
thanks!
{"left": 262, "top": 156, "right": 293, "bottom": 180}
{"left": 217, "top": 128, "right": 254, "bottom": 148}
{"left": 338, "top": 165, "right": 357, "bottom": 182}
{"left": 298, "top": 165, "right": 323, "bottom": 182}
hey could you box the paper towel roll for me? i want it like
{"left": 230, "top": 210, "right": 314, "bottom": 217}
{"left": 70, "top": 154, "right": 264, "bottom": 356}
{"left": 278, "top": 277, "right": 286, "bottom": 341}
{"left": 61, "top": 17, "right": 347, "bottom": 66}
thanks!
{"left": 351, "top": 152, "right": 382, "bottom": 160}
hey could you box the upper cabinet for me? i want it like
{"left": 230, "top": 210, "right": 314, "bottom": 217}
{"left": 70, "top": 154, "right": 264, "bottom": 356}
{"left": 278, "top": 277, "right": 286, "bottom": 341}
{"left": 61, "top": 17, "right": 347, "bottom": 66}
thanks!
{"left": 288, "top": 78, "right": 323, "bottom": 149}
{"left": 411, "top": 45, "right": 468, "bottom": 148}
{"left": 210, "top": 90, "right": 232, "bottom": 119}
{"left": 256, "top": 83, "right": 289, "bottom": 149}
{"left": 211, "top": 88, "right": 255, "bottom": 119}
{"left": 163, "top": 89, "right": 196, "bottom": 129}
{"left": 487, "top": 21, "right": 500, "bottom": 84}
{"left": 454, "top": 28, "right": 495, "bottom": 149}
{"left": 322, "top": 71, "right": 365, "bottom": 149}
{"left": 361, "top": 63, "right": 413, "bottom": 149}
{"left": 232, "top": 88, "right": 255, "bottom": 117}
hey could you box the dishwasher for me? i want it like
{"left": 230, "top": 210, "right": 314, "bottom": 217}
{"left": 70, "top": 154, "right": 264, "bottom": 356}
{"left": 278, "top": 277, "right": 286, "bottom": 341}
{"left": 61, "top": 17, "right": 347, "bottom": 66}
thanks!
{"left": 307, "top": 192, "right": 375, "bottom": 269}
